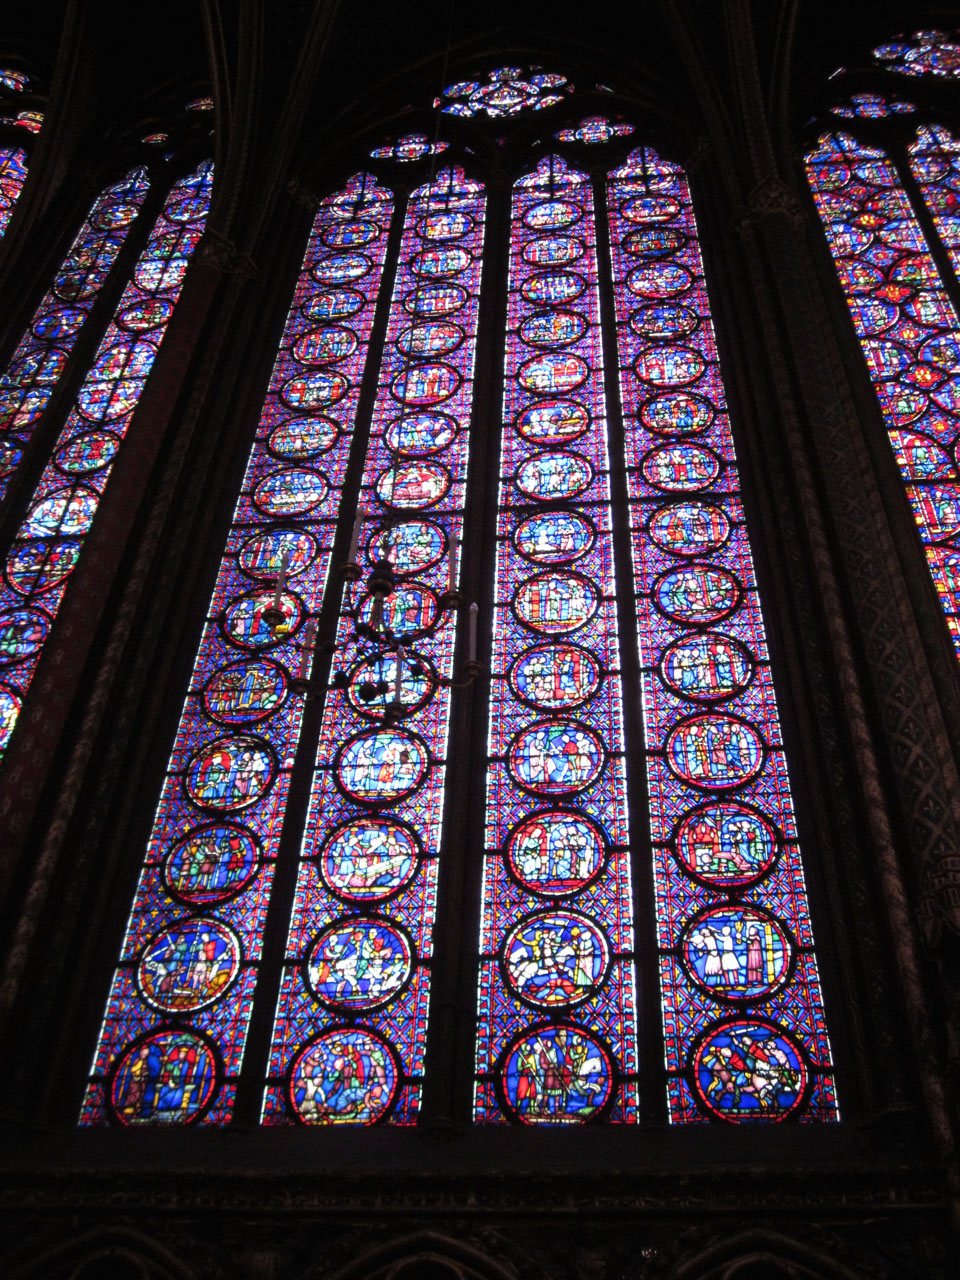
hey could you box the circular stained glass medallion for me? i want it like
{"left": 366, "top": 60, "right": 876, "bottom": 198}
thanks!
{"left": 520, "top": 310, "right": 587, "bottom": 347}
{"left": 420, "top": 210, "right": 473, "bottom": 240}
{"left": 359, "top": 583, "right": 439, "bottom": 639}
{"left": 524, "top": 200, "right": 580, "bottom": 230}
{"left": 6, "top": 540, "right": 80, "bottom": 596}
{"left": 635, "top": 345, "right": 705, "bottom": 387}
{"left": 505, "top": 810, "right": 606, "bottom": 896}
{"left": 622, "top": 195, "right": 680, "bottom": 223}
{"left": 287, "top": 1028, "right": 399, "bottom": 1125}
{"left": 403, "top": 282, "right": 467, "bottom": 316}
{"left": 518, "top": 352, "right": 588, "bottom": 396}
{"left": 238, "top": 528, "right": 316, "bottom": 580}
{"left": 660, "top": 632, "right": 752, "bottom": 702}
{"left": 302, "top": 288, "right": 365, "bottom": 322}
{"left": 347, "top": 649, "right": 432, "bottom": 718}
{"left": 253, "top": 467, "right": 328, "bottom": 517}
{"left": 507, "top": 718, "right": 604, "bottom": 795}
{"left": 514, "top": 571, "right": 598, "bottom": 633}
{"left": 292, "top": 326, "right": 358, "bottom": 365}
{"left": 649, "top": 501, "right": 730, "bottom": 557}
{"left": 674, "top": 802, "right": 779, "bottom": 888}
{"left": 642, "top": 443, "right": 719, "bottom": 491}
{"left": 281, "top": 370, "right": 348, "bottom": 410}
{"left": 117, "top": 298, "right": 174, "bottom": 333}
{"left": 641, "top": 391, "right": 714, "bottom": 435}
{"left": 523, "top": 235, "right": 584, "bottom": 266}
{"left": 305, "top": 916, "right": 413, "bottom": 1011}
{"left": 163, "top": 823, "right": 260, "bottom": 905}
{"left": 0, "top": 685, "right": 20, "bottom": 752}
{"left": 513, "top": 511, "right": 595, "bottom": 564}
{"left": 137, "top": 917, "right": 242, "bottom": 1013}
{"left": 509, "top": 642, "right": 600, "bottom": 709}
{"left": 627, "top": 263, "right": 692, "bottom": 298}
{"left": 521, "top": 272, "right": 585, "bottom": 305}
{"left": 681, "top": 904, "right": 792, "bottom": 1003}
{"left": 396, "top": 320, "right": 463, "bottom": 358}
{"left": 390, "top": 362, "right": 461, "bottom": 406}
{"left": 411, "top": 246, "right": 471, "bottom": 277}
{"left": 319, "top": 817, "right": 419, "bottom": 903}
{"left": 23, "top": 488, "right": 97, "bottom": 538}
{"left": 499, "top": 1023, "right": 613, "bottom": 1124}
{"left": 666, "top": 714, "right": 764, "bottom": 790}
{"left": 516, "top": 399, "right": 589, "bottom": 444}
{"left": 109, "top": 1029, "right": 219, "bottom": 1126}
{"left": 516, "top": 451, "right": 592, "bottom": 502}
{"left": 630, "top": 303, "right": 698, "bottom": 341}
{"left": 376, "top": 460, "right": 450, "bottom": 509}
{"left": 385, "top": 411, "right": 457, "bottom": 456}
{"left": 368, "top": 521, "right": 446, "bottom": 575}
{"left": 691, "top": 1019, "right": 808, "bottom": 1122}
{"left": 203, "top": 659, "right": 287, "bottom": 725}
{"left": 55, "top": 431, "right": 118, "bottom": 475}
{"left": 653, "top": 564, "right": 741, "bottom": 624}
{"left": 336, "top": 729, "right": 429, "bottom": 803}
{"left": 323, "top": 219, "right": 378, "bottom": 247}
{"left": 184, "top": 734, "right": 275, "bottom": 811}
{"left": 312, "top": 252, "right": 370, "bottom": 284}
{"left": 223, "top": 590, "right": 302, "bottom": 648}
{"left": 268, "top": 416, "right": 338, "bottom": 460}
{"left": 0, "top": 607, "right": 49, "bottom": 665}
{"left": 502, "top": 911, "right": 610, "bottom": 1008}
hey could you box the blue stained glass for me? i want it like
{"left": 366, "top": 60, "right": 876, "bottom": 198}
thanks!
{"left": 438, "top": 67, "right": 573, "bottom": 120}
{"left": 555, "top": 116, "right": 634, "bottom": 145}
{"left": 609, "top": 147, "right": 837, "bottom": 1123}
{"left": 263, "top": 167, "right": 486, "bottom": 1126}
{"left": 808, "top": 131, "right": 960, "bottom": 660}
{"left": 0, "top": 146, "right": 27, "bottom": 239}
{"left": 81, "top": 172, "right": 394, "bottom": 1126}
{"left": 0, "top": 163, "right": 211, "bottom": 768}
{"left": 874, "top": 30, "right": 960, "bottom": 78}
{"left": 475, "top": 155, "right": 639, "bottom": 1125}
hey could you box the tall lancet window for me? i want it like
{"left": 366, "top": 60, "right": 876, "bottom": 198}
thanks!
{"left": 808, "top": 31, "right": 960, "bottom": 658}
{"left": 0, "top": 160, "right": 213, "bottom": 761}
{"left": 0, "top": 64, "right": 40, "bottom": 239}
{"left": 84, "top": 65, "right": 837, "bottom": 1127}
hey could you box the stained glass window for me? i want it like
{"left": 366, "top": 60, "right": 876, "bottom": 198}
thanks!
{"left": 0, "top": 167, "right": 150, "bottom": 504}
{"left": 807, "top": 130, "right": 960, "bottom": 657}
{"left": 607, "top": 147, "right": 837, "bottom": 1123}
{"left": 81, "top": 172, "right": 394, "bottom": 1126}
{"left": 555, "top": 116, "right": 634, "bottom": 145}
{"left": 82, "top": 67, "right": 841, "bottom": 1130}
{"left": 0, "top": 161, "right": 213, "bottom": 762}
{"left": 370, "top": 135, "right": 448, "bottom": 163}
{"left": 0, "top": 146, "right": 27, "bottom": 239}
{"left": 830, "top": 94, "right": 915, "bottom": 119}
{"left": 264, "top": 167, "right": 485, "bottom": 1125}
{"left": 0, "top": 68, "right": 28, "bottom": 93}
{"left": 910, "top": 125, "right": 960, "bottom": 274}
{"left": 874, "top": 30, "right": 960, "bottom": 78}
{"left": 474, "top": 155, "right": 639, "bottom": 1125}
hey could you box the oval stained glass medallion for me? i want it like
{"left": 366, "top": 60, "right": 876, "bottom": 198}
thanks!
{"left": 659, "top": 632, "right": 752, "bottom": 701}
{"left": 518, "top": 352, "right": 588, "bottom": 395}
{"left": 514, "top": 571, "right": 598, "bottom": 633}
{"left": 390, "top": 362, "right": 461, "bottom": 406}
{"left": 375, "top": 460, "right": 450, "bottom": 508}
{"left": 507, "top": 719, "right": 604, "bottom": 795}
{"left": 509, "top": 642, "right": 601, "bottom": 709}
{"left": 649, "top": 502, "right": 731, "bottom": 557}
{"left": 524, "top": 199, "right": 580, "bottom": 230}
{"left": 516, "top": 399, "right": 589, "bottom": 444}
{"left": 641, "top": 391, "right": 714, "bottom": 435}
{"left": 504, "top": 810, "right": 606, "bottom": 896}
{"left": 335, "top": 729, "right": 429, "bottom": 803}
{"left": 368, "top": 521, "right": 446, "bottom": 575}
{"left": 162, "top": 823, "right": 260, "bottom": 905}
{"left": 521, "top": 272, "right": 586, "bottom": 305}
{"left": 184, "top": 734, "right": 275, "bottom": 811}
{"left": 223, "top": 590, "right": 302, "bottom": 648}
{"left": 385, "top": 412, "right": 457, "bottom": 456}
{"left": 673, "top": 802, "right": 779, "bottom": 888}
{"left": 514, "top": 511, "right": 595, "bottom": 564}
{"left": 238, "top": 528, "right": 317, "bottom": 580}
{"left": 318, "top": 817, "right": 419, "bottom": 903}
{"left": 653, "top": 564, "right": 741, "bottom": 624}
{"left": 641, "top": 443, "right": 719, "bottom": 491}
{"left": 665, "top": 714, "right": 764, "bottom": 790}
{"left": 516, "top": 451, "right": 592, "bottom": 501}
{"left": 202, "top": 659, "right": 287, "bottom": 725}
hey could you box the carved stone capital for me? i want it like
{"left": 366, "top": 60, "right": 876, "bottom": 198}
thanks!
{"left": 736, "top": 175, "right": 806, "bottom": 231}
{"left": 195, "top": 229, "right": 257, "bottom": 279}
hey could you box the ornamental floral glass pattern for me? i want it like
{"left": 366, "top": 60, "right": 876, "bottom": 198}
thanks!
{"left": 263, "top": 167, "right": 485, "bottom": 1126}
{"left": 0, "top": 146, "right": 27, "bottom": 238}
{"left": 474, "top": 155, "right": 639, "bottom": 1125}
{"left": 910, "top": 125, "right": 960, "bottom": 276}
{"left": 80, "top": 172, "right": 393, "bottom": 1126}
{"left": 807, "top": 131, "right": 960, "bottom": 658}
{"left": 608, "top": 147, "right": 838, "bottom": 1123}
{"left": 438, "top": 67, "right": 573, "bottom": 119}
{"left": 555, "top": 116, "right": 634, "bottom": 145}
{"left": 0, "top": 167, "right": 150, "bottom": 503}
{"left": 370, "top": 135, "right": 449, "bottom": 163}
{"left": 874, "top": 30, "right": 960, "bottom": 78}
{"left": 0, "top": 161, "right": 212, "bottom": 763}
{"left": 830, "top": 94, "right": 915, "bottom": 119}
